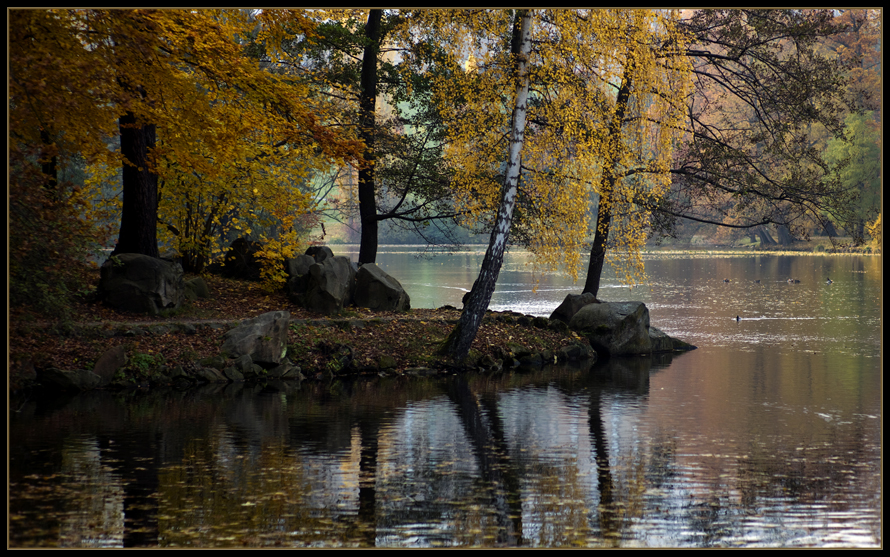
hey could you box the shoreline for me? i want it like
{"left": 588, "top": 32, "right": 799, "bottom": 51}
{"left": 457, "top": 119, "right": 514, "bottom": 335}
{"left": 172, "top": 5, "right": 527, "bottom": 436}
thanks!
{"left": 9, "top": 307, "right": 598, "bottom": 394}
{"left": 269, "top": 239, "right": 880, "bottom": 256}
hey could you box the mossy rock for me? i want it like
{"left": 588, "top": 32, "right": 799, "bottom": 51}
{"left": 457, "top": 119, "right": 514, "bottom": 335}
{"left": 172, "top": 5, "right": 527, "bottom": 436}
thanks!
{"left": 198, "top": 354, "right": 230, "bottom": 371}
{"left": 378, "top": 355, "right": 398, "bottom": 370}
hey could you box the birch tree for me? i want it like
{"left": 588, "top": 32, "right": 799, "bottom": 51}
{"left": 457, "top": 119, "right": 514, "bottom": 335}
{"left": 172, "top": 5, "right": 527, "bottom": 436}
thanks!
{"left": 438, "top": 9, "right": 534, "bottom": 363}
{"left": 415, "top": 10, "right": 690, "bottom": 362}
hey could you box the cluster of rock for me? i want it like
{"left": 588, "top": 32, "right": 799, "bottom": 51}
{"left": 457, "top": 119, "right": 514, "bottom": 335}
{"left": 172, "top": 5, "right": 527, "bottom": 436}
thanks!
{"left": 45, "top": 246, "right": 694, "bottom": 393}
{"left": 285, "top": 246, "right": 410, "bottom": 315}
{"left": 205, "top": 239, "right": 411, "bottom": 315}
{"left": 473, "top": 336, "right": 596, "bottom": 374}
{"left": 97, "top": 253, "right": 212, "bottom": 315}
{"left": 97, "top": 243, "right": 410, "bottom": 318}
{"left": 33, "top": 309, "right": 597, "bottom": 392}
{"left": 549, "top": 293, "right": 696, "bottom": 357}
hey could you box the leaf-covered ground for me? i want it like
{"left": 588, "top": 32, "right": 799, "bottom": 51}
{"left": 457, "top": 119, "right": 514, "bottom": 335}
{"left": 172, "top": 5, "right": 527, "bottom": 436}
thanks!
{"left": 9, "top": 267, "right": 588, "bottom": 390}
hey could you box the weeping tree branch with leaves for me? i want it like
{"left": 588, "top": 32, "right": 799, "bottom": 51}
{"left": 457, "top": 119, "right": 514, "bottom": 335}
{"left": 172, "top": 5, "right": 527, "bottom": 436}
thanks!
{"left": 496, "top": 10, "right": 866, "bottom": 302}
{"left": 580, "top": 11, "right": 692, "bottom": 295}
{"left": 417, "top": 9, "right": 691, "bottom": 362}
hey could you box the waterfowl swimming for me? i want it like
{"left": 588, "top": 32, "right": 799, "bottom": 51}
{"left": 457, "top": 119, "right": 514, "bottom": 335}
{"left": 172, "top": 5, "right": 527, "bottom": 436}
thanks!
{"left": 787, "top": 278, "right": 800, "bottom": 283}
{"left": 754, "top": 280, "right": 761, "bottom": 283}
{"left": 723, "top": 278, "right": 730, "bottom": 283}
{"left": 826, "top": 277, "right": 833, "bottom": 284}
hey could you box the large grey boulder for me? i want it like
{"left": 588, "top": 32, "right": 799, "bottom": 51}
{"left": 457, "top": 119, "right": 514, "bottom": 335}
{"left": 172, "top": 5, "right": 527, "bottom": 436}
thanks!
{"left": 569, "top": 301, "right": 652, "bottom": 357}
{"left": 305, "top": 245, "right": 335, "bottom": 263}
{"left": 304, "top": 256, "right": 355, "bottom": 315}
{"left": 354, "top": 263, "right": 411, "bottom": 312}
{"left": 285, "top": 253, "right": 316, "bottom": 306}
{"left": 649, "top": 326, "right": 697, "bottom": 353}
{"left": 221, "top": 311, "right": 291, "bottom": 367}
{"left": 99, "top": 253, "right": 185, "bottom": 315}
{"left": 549, "top": 292, "right": 599, "bottom": 324}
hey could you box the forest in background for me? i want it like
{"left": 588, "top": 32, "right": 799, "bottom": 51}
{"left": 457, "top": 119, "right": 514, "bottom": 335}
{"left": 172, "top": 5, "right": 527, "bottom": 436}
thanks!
{"left": 10, "top": 10, "right": 881, "bottom": 341}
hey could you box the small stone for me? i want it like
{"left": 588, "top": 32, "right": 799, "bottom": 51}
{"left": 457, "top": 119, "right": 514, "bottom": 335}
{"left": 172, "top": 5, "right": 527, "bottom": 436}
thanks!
{"left": 404, "top": 367, "right": 437, "bottom": 376}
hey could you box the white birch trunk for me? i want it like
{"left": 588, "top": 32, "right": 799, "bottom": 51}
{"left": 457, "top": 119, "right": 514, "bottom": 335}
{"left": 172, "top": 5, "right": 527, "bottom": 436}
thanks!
{"left": 446, "top": 10, "right": 533, "bottom": 363}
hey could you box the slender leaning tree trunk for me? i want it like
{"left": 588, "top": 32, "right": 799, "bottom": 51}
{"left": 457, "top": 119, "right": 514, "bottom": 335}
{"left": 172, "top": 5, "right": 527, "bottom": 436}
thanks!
{"left": 357, "top": 9, "right": 383, "bottom": 264}
{"left": 443, "top": 10, "right": 533, "bottom": 364}
{"left": 582, "top": 66, "right": 633, "bottom": 297}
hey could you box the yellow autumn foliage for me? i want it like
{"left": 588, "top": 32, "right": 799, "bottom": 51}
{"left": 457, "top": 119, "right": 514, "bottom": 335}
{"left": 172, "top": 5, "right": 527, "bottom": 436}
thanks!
{"left": 406, "top": 9, "right": 691, "bottom": 284}
{"left": 865, "top": 213, "right": 881, "bottom": 252}
{"left": 10, "top": 9, "right": 362, "bottom": 289}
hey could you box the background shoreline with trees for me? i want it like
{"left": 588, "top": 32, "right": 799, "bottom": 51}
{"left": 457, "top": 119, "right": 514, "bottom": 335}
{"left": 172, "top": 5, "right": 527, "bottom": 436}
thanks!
{"left": 9, "top": 9, "right": 881, "bottom": 348}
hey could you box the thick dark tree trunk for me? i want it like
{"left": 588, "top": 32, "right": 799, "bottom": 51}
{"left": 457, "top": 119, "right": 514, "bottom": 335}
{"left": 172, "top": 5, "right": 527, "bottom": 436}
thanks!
{"left": 776, "top": 224, "right": 796, "bottom": 245}
{"left": 442, "top": 11, "right": 532, "bottom": 364}
{"left": 112, "top": 111, "right": 159, "bottom": 258}
{"left": 581, "top": 70, "right": 633, "bottom": 298}
{"left": 357, "top": 9, "right": 382, "bottom": 265}
{"left": 755, "top": 225, "right": 777, "bottom": 246}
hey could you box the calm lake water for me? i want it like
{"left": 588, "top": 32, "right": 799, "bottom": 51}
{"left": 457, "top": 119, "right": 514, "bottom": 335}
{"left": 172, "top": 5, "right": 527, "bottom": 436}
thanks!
{"left": 9, "top": 247, "right": 882, "bottom": 547}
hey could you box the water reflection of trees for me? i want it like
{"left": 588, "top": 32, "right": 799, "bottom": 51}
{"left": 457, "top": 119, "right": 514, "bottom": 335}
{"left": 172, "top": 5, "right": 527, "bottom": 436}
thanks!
{"left": 9, "top": 346, "right": 880, "bottom": 547}
{"left": 445, "top": 378, "right": 522, "bottom": 545}
{"left": 9, "top": 362, "right": 657, "bottom": 547}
